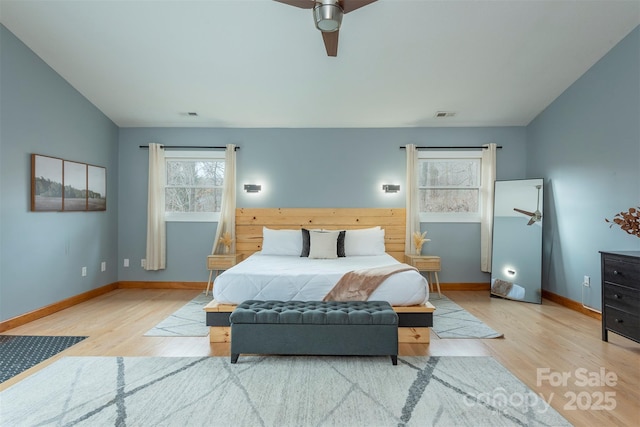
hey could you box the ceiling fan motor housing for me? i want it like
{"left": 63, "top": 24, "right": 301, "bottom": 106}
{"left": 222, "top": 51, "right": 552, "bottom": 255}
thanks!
{"left": 314, "top": 2, "right": 343, "bottom": 32}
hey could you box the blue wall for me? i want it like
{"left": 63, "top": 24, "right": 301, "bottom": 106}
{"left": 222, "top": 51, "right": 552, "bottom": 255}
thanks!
{"left": 0, "top": 25, "right": 119, "bottom": 321}
{"left": 527, "top": 26, "right": 640, "bottom": 309}
{"left": 118, "top": 127, "right": 526, "bottom": 284}
{"left": 2, "top": 23, "right": 638, "bottom": 322}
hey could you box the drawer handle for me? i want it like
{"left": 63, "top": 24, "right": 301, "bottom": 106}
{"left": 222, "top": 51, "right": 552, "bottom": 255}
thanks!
{"left": 614, "top": 294, "right": 622, "bottom": 299}
{"left": 614, "top": 319, "right": 623, "bottom": 323}
{"left": 613, "top": 270, "right": 620, "bottom": 275}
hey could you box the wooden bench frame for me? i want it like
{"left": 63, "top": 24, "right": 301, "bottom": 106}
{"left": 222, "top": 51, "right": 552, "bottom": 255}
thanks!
{"left": 205, "top": 300, "right": 434, "bottom": 344}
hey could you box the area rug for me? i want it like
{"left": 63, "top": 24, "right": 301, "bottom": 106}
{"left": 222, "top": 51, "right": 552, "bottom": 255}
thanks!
{"left": 0, "top": 335, "right": 87, "bottom": 383}
{"left": 0, "top": 355, "right": 569, "bottom": 426}
{"left": 430, "top": 295, "right": 503, "bottom": 339}
{"left": 146, "top": 294, "right": 504, "bottom": 339}
{"left": 144, "top": 293, "right": 212, "bottom": 337}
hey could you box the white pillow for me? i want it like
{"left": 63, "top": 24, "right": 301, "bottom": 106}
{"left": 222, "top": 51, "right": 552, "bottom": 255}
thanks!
{"left": 308, "top": 230, "right": 339, "bottom": 259}
{"left": 344, "top": 227, "right": 385, "bottom": 256}
{"left": 261, "top": 227, "right": 302, "bottom": 256}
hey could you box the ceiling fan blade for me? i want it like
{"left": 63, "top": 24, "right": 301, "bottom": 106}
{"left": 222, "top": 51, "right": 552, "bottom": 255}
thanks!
{"left": 527, "top": 217, "right": 536, "bottom": 226}
{"left": 273, "top": 0, "right": 316, "bottom": 9}
{"left": 322, "top": 30, "right": 339, "bottom": 56}
{"left": 514, "top": 208, "right": 535, "bottom": 217}
{"left": 340, "top": 0, "right": 378, "bottom": 13}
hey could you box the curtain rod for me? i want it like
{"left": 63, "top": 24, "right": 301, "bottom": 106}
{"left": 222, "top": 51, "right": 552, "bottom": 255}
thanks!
{"left": 139, "top": 145, "right": 239, "bottom": 150}
{"left": 400, "top": 145, "right": 502, "bottom": 150}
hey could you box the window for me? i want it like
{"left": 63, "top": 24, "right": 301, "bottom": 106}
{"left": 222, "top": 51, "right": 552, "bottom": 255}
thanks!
{"left": 164, "top": 151, "right": 224, "bottom": 222}
{"left": 418, "top": 151, "right": 482, "bottom": 222}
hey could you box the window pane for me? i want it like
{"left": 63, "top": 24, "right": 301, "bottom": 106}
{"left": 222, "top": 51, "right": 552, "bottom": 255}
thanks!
{"left": 419, "top": 189, "right": 479, "bottom": 213}
{"left": 418, "top": 159, "right": 480, "bottom": 188}
{"left": 166, "top": 160, "right": 224, "bottom": 186}
{"left": 166, "top": 187, "right": 224, "bottom": 212}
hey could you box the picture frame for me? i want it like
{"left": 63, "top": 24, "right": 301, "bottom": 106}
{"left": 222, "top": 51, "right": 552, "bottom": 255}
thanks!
{"left": 87, "top": 164, "right": 107, "bottom": 211}
{"left": 63, "top": 160, "right": 88, "bottom": 211}
{"left": 31, "top": 154, "right": 63, "bottom": 211}
{"left": 31, "top": 154, "right": 107, "bottom": 212}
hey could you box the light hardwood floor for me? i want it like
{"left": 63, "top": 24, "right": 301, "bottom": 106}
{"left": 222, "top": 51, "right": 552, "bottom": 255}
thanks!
{"left": 1, "top": 289, "right": 638, "bottom": 426}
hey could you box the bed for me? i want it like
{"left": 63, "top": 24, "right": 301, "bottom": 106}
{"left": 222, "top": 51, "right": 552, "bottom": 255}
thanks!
{"left": 213, "top": 253, "right": 428, "bottom": 305}
{"left": 205, "top": 208, "right": 435, "bottom": 343}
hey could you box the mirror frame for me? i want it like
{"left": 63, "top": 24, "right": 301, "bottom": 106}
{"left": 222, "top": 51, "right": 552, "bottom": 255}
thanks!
{"left": 490, "top": 178, "right": 544, "bottom": 304}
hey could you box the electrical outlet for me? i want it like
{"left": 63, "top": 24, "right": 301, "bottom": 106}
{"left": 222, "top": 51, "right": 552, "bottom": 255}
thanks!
{"left": 583, "top": 275, "right": 590, "bottom": 287}
{"left": 81, "top": 267, "right": 87, "bottom": 277}
{"left": 124, "top": 258, "right": 129, "bottom": 267}
{"left": 101, "top": 261, "right": 107, "bottom": 272}
{"left": 141, "top": 259, "right": 146, "bottom": 268}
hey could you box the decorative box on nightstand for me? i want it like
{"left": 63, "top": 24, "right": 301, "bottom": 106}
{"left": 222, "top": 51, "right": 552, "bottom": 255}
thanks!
{"left": 206, "top": 254, "right": 244, "bottom": 296}
{"left": 404, "top": 254, "right": 442, "bottom": 297}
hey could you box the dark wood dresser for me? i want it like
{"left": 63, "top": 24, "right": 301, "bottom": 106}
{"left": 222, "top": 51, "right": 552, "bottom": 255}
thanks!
{"left": 600, "top": 251, "right": 640, "bottom": 343}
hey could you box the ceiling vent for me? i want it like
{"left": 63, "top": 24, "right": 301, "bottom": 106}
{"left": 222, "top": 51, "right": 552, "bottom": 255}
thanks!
{"left": 434, "top": 111, "right": 456, "bottom": 118}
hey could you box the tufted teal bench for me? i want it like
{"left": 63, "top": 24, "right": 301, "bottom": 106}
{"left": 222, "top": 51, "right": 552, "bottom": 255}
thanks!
{"left": 230, "top": 300, "right": 398, "bottom": 365}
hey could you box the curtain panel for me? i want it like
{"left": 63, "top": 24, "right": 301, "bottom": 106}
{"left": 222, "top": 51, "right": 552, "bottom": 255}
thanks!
{"left": 145, "top": 143, "right": 166, "bottom": 270}
{"left": 405, "top": 144, "right": 420, "bottom": 255}
{"left": 480, "top": 143, "right": 497, "bottom": 272}
{"left": 212, "top": 144, "right": 237, "bottom": 254}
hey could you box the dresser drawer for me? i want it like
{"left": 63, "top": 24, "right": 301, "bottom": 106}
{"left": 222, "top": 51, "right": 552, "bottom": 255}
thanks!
{"left": 604, "top": 306, "right": 640, "bottom": 342}
{"left": 602, "top": 257, "right": 640, "bottom": 289}
{"left": 604, "top": 283, "right": 640, "bottom": 313}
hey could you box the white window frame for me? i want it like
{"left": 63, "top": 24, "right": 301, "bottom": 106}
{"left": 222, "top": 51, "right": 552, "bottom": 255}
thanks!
{"left": 418, "top": 150, "right": 483, "bottom": 223}
{"left": 164, "top": 150, "right": 224, "bottom": 223}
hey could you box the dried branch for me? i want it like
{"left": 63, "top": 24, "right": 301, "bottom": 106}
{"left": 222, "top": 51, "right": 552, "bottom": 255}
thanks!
{"left": 218, "top": 231, "right": 233, "bottom": 252}
{"left": 606, "top": 207, "right": 640, "bottom": 238}
{"left": 412, "top": 231, "right": 431, "bottom": 254}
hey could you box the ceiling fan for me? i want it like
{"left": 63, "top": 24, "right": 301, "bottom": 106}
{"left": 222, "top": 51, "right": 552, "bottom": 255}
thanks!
{"left": 514, "top": 184, "right": 542, "bottom": 226}
{"left": 274, "top": 0, "right": 378, "bottom": 57}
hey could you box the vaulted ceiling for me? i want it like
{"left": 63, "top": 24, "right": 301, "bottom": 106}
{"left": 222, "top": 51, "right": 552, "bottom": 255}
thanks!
{"left": 1, "top": 0, "right": 638, "bottom": 128}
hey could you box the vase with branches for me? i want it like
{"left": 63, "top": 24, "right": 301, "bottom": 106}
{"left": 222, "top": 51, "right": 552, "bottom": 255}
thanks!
{"left": 412, "top": 231, "right": 431, "bottom": 255}
{"left": 218, "top": 231, "right": 233, "bottom": 253}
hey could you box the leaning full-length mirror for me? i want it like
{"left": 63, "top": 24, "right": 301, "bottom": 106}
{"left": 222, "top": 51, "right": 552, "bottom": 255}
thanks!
{"left": 491, "top": 179, "right": 543, "bottom": 304}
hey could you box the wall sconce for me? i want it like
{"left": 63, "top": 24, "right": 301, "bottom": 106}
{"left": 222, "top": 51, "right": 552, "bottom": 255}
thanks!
{"left": 244, "top": 184, "right": 261, "bottom": 193}
{"left": 506, "top": 268, "right": 516, "bottom": 277}
{"left": 382, "top": 184, "right": 400, "bottom": 193}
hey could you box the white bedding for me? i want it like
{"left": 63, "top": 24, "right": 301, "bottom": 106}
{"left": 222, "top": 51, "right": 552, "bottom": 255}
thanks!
{"left": 213, "top": 253, "right": 429, "bottom": 306}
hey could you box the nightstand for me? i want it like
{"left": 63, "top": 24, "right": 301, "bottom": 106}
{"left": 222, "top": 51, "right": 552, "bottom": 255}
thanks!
{"left": 206, "top": 254, "right": 244, "bottom": 296}
{"left": 404, "top": 254, "right": 442, "bottom": 298}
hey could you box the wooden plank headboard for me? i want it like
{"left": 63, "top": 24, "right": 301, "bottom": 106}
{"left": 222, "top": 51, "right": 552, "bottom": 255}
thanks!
{"left": 236, "top": 208, "right": 406, "bottom": 262}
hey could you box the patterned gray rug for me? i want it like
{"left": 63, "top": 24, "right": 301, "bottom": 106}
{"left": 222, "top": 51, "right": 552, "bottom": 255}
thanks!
{"left": 145, "top": 294, "right": 503, "bottom": 339}
{"left": 144, "top": 293, "right": 212, "bottom": 337}
{"left": 429, "top": 295, "right": 504, "bottom": 339}
{"left": 0, "top": 356, "right": 569, "bottom": 426}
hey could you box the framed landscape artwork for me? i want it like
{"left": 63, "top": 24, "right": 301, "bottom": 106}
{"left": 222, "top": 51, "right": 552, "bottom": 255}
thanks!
{"left": 87, "top": 164, "right": 107, "bottom": 211}
{"left": 31, "top": 154, "right": 63, "bottom": 211}
{"left": 31, "top": 154, "right": 107, "bottom": 212}
{"left": 63, "top": 160, "right": 87, "bottom": 211}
